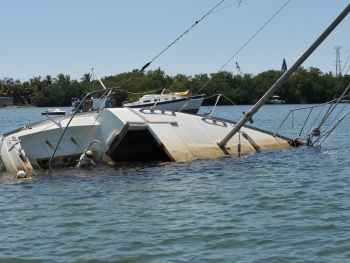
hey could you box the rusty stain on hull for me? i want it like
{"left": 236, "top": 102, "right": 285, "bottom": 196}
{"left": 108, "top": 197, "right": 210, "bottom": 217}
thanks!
{"left": 18, "top": 154, "right": 34, "bottom": 172}
{"left": 45, "top": 140, "right": 54, "bottom": 150}
{"left": 70, "top": 137, "right": 81, "bottom": 148}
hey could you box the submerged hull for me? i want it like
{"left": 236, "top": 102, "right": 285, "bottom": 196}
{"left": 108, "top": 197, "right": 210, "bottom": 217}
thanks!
{"left": 0, "top": 108, "right": 291, "bottom": 173}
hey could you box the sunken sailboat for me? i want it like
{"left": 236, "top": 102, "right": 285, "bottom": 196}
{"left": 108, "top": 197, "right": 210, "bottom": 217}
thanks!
{"left": 1, "top": 3, "right": 350, "bottom": 174}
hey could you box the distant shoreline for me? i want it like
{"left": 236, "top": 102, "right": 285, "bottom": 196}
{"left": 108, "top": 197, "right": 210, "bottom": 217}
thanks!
{"left": 0, "top": 105, "right": 36, "bottom": 108}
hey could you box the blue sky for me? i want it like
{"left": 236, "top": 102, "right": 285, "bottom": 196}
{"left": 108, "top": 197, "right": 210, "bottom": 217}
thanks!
{"left": 1, "top": 0, "right": 349, "bottom": 82}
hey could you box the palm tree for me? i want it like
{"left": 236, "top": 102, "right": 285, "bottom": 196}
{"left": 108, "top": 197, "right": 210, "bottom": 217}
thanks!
{"left": 173, "top": 74, "right": 191, "bottom": 82}
{"left": 80, "top": 73, "right": 92, "bottom": 83}
{"left": 54, "top": 73, "right": 71, "bottom": 87}
{"left": 65, "top": 74, "right": 71, "bottom": 83}
{"left": 29, "top": 76, "right": 43, "bottom": 91}
{"left": 43, "top": 75, "right": 53, "bottom": 87}
{"left": 22, "top": 81, "right": 34, "bottom": 104}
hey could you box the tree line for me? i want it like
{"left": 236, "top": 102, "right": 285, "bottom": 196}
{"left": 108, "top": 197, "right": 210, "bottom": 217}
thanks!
{"left": 1, "top": 66, "right": 349, "bottom": 107}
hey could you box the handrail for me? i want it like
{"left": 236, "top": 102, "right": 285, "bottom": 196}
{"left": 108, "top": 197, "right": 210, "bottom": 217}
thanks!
{"left": 272, "top": 95, "right": 350, "bottom": 137}
{"left": 48, "top": 86, "right": 121, "bottom": 173}
{"left": 86, "top": 140, "right": 104, "bottom": 165}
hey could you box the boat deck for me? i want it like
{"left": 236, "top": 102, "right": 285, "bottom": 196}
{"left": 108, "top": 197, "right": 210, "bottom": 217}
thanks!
{"left": 1, "top": 110, "right": 292, "bottom": 142}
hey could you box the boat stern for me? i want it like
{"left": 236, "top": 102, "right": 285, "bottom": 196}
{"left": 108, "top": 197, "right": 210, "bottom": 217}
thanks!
{"left": 0, "top": 135, "right": 35, "bottom": 173}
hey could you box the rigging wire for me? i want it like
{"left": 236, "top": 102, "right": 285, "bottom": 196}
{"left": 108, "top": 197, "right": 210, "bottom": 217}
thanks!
{"left": 287, "top": 102, "right": 342, "bottom": 158}
{"left": 297, "top": 97, "right": 350, "bottom": 158}
{"left": 209, "top": 0, "right": 243, "bottom": 15}
{"left": 178, "top": 0, "right": 291, "bottom": 112}
{"left": 149, "top": 0, "right": 225, "bottom": 65}
{"left": 311, "top": 85, "right": 350, "bottom": 146}
{"left": 298, "top": 107, "right": 350, "bottom": 158}
{"left": 312, "top": 101, "right": 349, "bottom": 146}
{"left": 299, "top": 75, "right": 349, "bottom": 137}
{"left": 213, "top": 0, "right": 291, "bottom": 75}
{"left": 317, "top": 84, "right": 350, "bottom": 129}
{"left": 316, "top": 100, "right": 335, "bottom": 128}
{"left": 315, "top": 109, "right": 350, "bottom": 147}
{"left": 341, "top": 54, "right": 350, "bottom": 74}
{"left": 117, "top": 0, "right": 226, "bottom": 89}
{"left": 297, "top": 98, "right": 332, "bottom": 141}
{"left": 273, "top": 95, "right": 348, "bottom": 158}
{"left": 66, "top": 0, "right": 225, "bottom": 153}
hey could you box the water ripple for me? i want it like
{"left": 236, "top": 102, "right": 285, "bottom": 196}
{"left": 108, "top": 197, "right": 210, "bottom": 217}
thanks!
{"left": 2, "top": 106, "right": 350, "bottom": 262}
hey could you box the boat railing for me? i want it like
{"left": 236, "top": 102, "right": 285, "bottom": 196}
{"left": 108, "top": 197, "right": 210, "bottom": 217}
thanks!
{"left": 196, "top": 113, "right": 292, "bottom": 142}
{"left": 1, "top": 111, "right": 98, "bottom": 138}
{"left": 48, "top": 86, "right": 122, "bottom": 173}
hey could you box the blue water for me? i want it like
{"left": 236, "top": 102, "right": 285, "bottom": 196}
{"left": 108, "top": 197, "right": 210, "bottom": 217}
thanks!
{"left": 1, "top": 105, "right": 350, "bottom": 262}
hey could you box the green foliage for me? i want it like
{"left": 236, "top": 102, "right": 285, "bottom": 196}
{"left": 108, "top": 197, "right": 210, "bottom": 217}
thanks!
{"left": 1, "top": 67, "right": 349, "bottom": 107}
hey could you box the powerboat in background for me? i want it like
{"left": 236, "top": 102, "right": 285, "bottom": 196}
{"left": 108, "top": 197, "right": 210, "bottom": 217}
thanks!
{"left": 41, "top": 109, "right": 66, "bottom": 115}
{"left": 266, "top": 95, "right": 285, "bottom": 104}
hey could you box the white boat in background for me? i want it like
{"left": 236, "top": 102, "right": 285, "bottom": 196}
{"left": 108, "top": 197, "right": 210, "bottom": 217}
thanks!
{"left": 122, "top": 90, "right": 205, "bottom": 114}
{"left": 266, "top": 95, "right": 285, "bottom": 104}
{"left": 41, "top": 109, "right": 66, "bottom": 115}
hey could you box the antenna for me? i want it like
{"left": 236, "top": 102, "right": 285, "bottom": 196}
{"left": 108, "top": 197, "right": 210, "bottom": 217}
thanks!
{"left": 334, "top": 46, "right": 342, "bottom": 76}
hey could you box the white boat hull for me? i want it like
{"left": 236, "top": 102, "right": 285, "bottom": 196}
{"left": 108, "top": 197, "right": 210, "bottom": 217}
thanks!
{"left": 267, "top": 100, "right": 285, "bottom": 104}
{"left": 0, "top": 108, "right": 292, "bottom": 173}
{"left": 124, "top": 96, "right": 205, "bottom": 113}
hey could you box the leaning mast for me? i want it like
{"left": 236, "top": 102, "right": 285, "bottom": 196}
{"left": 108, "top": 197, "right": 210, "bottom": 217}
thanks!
{"left": 218, "top": 3, "right": 350, "bottom": 148}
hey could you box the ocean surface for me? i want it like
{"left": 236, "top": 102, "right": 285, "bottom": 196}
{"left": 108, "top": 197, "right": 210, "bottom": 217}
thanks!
{"left": 1, "top": 104, "right": 350, "bottom": 262}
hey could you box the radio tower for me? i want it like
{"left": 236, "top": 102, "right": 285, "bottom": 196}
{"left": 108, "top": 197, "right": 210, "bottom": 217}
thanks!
{"left": 334, "top": 46, "right": 342, "bottom": 76}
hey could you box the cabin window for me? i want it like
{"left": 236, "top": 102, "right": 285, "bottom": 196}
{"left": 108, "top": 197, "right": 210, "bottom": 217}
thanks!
{"left": 143, "top": 100, "right": 151, "bottom": 103}
{"left": 172, "top": 97, "right": 176, "bottom": 100}
{"left": 164, "top": 98, "right": 168, "bottom": 101}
